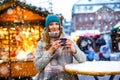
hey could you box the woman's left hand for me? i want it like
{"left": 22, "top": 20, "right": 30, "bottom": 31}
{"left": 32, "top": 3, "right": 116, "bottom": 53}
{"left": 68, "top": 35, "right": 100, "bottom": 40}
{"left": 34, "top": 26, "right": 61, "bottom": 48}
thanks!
{"left": 65, "top": 38, "right": 77, "bottom": 54}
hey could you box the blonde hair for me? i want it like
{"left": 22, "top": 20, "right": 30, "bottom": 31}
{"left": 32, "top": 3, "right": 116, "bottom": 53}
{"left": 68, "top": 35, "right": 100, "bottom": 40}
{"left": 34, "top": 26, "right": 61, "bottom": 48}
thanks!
{"left": 43, "top": 27, "right": 64, "bottom": 50}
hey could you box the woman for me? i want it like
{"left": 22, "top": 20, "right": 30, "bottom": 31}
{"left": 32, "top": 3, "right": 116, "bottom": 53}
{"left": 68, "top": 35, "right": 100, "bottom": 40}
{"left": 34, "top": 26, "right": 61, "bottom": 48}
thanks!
{"left": 34, "top": 14, "right": 86, "bottom": 80}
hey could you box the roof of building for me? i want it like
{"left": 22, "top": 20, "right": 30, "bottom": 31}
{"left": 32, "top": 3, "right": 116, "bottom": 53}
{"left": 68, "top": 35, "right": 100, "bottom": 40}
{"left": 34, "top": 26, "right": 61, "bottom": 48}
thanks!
{"left": 72, "top": 0, "right": 120, "bottom": 13}
{"left": 0, "top": 0, "right": 51, "bottom": 16}
{"left": 74, "top": 0, "right": 120, "bottom": 5}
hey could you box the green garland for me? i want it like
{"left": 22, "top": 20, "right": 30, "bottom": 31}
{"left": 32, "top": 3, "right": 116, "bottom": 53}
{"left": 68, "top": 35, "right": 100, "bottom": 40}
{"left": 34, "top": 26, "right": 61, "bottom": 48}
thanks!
{"left": 111, "top": 26, "right": 120, "bottom": 32}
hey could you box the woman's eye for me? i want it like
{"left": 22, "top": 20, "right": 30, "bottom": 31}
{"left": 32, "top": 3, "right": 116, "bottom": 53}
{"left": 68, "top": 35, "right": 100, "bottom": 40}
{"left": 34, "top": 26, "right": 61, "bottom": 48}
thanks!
{"left": 49, "top": 22, "right": 59, "bottom": 26}
{"left": 56, "top": 23, "right": 59, "bottom": 25}
{"left": 49, "top": 23, "right": 53, "bottom": 26}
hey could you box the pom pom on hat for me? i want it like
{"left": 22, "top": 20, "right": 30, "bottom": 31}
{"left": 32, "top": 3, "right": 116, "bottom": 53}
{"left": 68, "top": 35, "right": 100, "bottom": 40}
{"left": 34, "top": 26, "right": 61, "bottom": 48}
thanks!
{"left": 45, "top": 14, "right": 61, "bottom": 28}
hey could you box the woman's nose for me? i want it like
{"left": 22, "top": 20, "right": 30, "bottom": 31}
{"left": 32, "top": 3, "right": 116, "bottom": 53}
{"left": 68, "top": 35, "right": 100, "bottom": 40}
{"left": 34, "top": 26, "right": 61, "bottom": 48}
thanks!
{"left": 53, "top": 24, "right": 56, "bottom": 28}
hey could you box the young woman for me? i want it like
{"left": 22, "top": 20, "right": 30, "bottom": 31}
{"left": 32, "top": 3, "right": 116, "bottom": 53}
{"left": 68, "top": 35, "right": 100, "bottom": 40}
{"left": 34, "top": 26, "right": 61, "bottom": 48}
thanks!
{"left": 34, "top": 14, "right": 86, "bottom": 80}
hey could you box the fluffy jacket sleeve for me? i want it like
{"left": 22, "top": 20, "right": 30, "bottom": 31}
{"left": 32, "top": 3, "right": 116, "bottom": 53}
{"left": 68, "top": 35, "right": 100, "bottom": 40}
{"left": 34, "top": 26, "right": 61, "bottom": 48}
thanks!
{"left": 73, "top": 41, "right": 87, "bottom": 63}
{"left": 66, "top": 36, "right": 87, "bottom": 63}
{"left": 34, "top": 40, "right": 53, "bottom": 71}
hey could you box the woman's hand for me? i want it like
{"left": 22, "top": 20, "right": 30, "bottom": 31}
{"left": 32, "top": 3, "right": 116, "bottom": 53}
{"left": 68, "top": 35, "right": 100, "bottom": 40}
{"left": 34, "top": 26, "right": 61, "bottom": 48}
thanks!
{"left": 65, "top": 38, "right": 77, "bottom": 54}
{"left": 48, "top": 40, "right": 61, "bottom": 55}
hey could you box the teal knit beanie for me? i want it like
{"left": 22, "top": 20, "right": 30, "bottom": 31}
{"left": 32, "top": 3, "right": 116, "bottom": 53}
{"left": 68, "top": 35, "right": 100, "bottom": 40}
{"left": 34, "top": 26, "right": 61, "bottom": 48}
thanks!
{"left": 45, "top": 14, "right": 61, "bottom": 28}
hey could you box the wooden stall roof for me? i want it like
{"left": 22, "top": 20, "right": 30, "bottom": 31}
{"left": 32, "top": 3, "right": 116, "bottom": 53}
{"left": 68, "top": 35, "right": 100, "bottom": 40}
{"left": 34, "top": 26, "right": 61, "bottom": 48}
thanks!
{"left": 0, "top": 0, "right": 52, "bottom": 26}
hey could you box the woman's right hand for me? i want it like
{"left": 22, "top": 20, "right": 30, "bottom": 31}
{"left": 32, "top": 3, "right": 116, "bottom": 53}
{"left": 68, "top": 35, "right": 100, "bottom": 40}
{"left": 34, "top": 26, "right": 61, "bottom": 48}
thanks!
{"left": 48, "top": 40, "right": 61, "bottom": 55}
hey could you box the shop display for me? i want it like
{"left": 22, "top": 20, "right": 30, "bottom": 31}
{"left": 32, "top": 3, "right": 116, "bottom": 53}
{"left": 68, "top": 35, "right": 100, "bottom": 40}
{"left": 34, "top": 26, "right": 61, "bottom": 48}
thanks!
{"left": 0, "top": 0, "right": 50, "bottom": 78}
{"left": 0, "top": 26, "right": 43, "bottom": 61}
{"left": 0, "top": 25, "right": 43, "bottom": 77}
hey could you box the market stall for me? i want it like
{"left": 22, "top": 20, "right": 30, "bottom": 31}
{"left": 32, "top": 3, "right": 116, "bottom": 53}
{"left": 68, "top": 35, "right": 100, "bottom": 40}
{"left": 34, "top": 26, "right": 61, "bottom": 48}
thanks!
{"left": 0, "top": 0, "right": 51, "bottom": 79}
{"left": 111, "top": 25, "right": 120, "bottom": 52}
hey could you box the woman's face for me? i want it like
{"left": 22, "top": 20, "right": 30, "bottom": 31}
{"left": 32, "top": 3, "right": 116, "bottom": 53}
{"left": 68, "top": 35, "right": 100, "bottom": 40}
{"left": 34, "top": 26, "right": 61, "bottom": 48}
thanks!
{"left": 48, "top": 22, "right": 60, "bottom": 32}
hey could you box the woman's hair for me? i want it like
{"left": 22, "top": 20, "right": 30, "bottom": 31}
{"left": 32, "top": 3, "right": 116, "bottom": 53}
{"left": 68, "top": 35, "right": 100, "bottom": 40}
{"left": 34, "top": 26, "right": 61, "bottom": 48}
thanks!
{"left": 43, "top": 26, "right": 64, "bottom": 50}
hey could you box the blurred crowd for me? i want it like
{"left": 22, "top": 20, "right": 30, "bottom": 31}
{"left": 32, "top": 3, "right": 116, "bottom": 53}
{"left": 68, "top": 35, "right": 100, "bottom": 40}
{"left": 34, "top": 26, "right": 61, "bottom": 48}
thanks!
{"left": 76, "top": 34, "right": 112, "bottom": 61}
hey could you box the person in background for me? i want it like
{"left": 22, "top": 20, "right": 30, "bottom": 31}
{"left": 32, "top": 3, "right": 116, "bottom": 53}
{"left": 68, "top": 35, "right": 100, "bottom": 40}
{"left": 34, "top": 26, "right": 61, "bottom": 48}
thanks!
{"left": 77, "top": 36, "right": 95, "bottom": 61}
{"left": 95, "top": 35, "right": 106, "bottom": 50}
{"left": 95, "top": 35, "right": 111, "bottom": 60}
{"left": 34, "top": 14, "right": 86, "bottom": 80}
{"left": 99, "top": 44, "right": 111, "bottom": 61}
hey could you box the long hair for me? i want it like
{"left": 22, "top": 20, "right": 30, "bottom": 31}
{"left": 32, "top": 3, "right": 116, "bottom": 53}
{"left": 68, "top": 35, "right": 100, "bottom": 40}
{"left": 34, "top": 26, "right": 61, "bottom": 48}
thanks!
{"left": 43, "top": 26, "right": 65, "bottom": 50}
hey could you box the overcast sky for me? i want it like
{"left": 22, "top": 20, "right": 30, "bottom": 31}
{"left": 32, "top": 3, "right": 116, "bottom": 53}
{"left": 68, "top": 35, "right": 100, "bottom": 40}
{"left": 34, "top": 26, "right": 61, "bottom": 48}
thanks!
{"left": 52, "top": 0, "right": 77, "bottom": 21}
{"left": 21, "top": 0, "right": 78, "bottom": 21}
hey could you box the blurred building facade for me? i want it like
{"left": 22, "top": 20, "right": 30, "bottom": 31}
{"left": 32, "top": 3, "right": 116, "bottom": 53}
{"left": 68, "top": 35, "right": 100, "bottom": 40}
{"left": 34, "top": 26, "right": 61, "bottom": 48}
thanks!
{"left": 72, "top": 0, "right": 120, "bottom": 32}
{"left": 63, "top": 20, "right": 72, "bottom": 35}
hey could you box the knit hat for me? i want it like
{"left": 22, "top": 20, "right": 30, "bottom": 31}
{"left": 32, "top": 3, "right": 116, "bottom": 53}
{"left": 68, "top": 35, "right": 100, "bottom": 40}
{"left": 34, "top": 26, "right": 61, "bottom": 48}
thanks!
{"left": 45, "top": 14, "right": 61, "bottom": 28}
